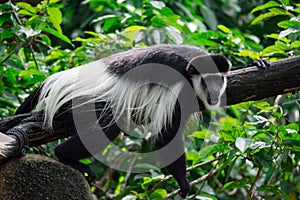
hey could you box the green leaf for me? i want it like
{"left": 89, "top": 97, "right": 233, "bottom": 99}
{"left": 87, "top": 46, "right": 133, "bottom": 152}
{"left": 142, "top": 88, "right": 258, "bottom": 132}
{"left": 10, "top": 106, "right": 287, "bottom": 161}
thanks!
{"left": 38, "top": 33, "right": 52, "bottom": 46}
{"left": 47, "top": 7, "right": 63, "bottom": 34}
{"left": 0, "top": 97, "right": 16, "bottom": 108}
{"left": 79, "top": 158, "right": 92, "bottom": 164}
{"left": 186, "top": 151, "right": 198, "bottom": 160}
{"left": 218, "top": 25, "right": 231, "bottom": 33}
{"left": 0, "top": 4, "right": 12, "bottom": 10}
{"left": 223, "top": 178, "right": 252, "bottom": 191}
{"left": 279, "top": 0, "right": 290, "bottom": 6}
{"left": 251, "top": 8, "right": 291, "bottom": 25}
{"left": 103, "top": 17, "right": 120, "bottom": 32}
{"left": 275, "top": 41, "right": 291, "bottom": 51}
{"left": 278, "top": 20, "right": 300, "bottom": 29}
{"left": 191, "top": 131, "right": 210, "bottom": 139}
{"left": 291, "top": 41, "right": 300, "bottom": 48}
{"left": 16, "top": 2, "right": 37, "bottom": 14}
{"left": 252, "top": 101, "right": 270, "bottom": 109}
{"left": 196, "top": 193, "right": 218, "bottom": 200}
{"left": 45, "top": 50, "right": 69, "bottom": 61}
{"left": 198, "top": 144, "right": 230, "bottom": 160}
{"left": 235, "top": 137, "right": 253, "bottom": 153}
{"left": 279, "top": 124, "right": 300, "bottom": 141}
{"left": 149, "top": 188, "right": 167, "bottom": 199}
{"left": 50, "top": 0, "right": 60, "bottom": 4}
{"left": 235, "top": 50, "right": 261, "bottom": 60}
{"left": 160, "top": 7, "right": 175, "bottom": 17}
{"left": 125, "top": 25, "right": 146, "bottom": 32}
{"left": 84, "top": 31, "right": 103, "bottom": 37}
{"left": 151, "top": 16, "right": 165, "bottom": 27}
{"left": 6, "top": 67, "right": 20, "bottom": 83}
{"left": 251, "top": 1, "right": 280, "bottom": 13}
{"left": 41, "top": 27, "right": 72, "bottom": 45}
{"left": 18, "top": 9, "right": 34, "bottom": 16}
{"left": 19, "top": 69, "right": 44, "bottom": 77}
{"left": 267, "top": 33, "right": 279, "bottom": 40}
{"left": 262, "top": 45, "right": 285, "bottom": 56}
{"left": 258, "top": 185, "right": 289, "bottom": 200}
{"left": 1, "top": 30, "right": 14, "bottom": 40}
{"left": 141, "top": 177, "right": 153, "bottom": 190}
{"left": 251, "top": 12, "right": 275, "bottom": 25}
{"left": 267, "top": 33, "right": 291, "bottom": 43}
{"left": 294, "top": 8, "right": 300, "bottom": 14}
{"left": 269, "top": 8, "right": 291, "bottom": 15}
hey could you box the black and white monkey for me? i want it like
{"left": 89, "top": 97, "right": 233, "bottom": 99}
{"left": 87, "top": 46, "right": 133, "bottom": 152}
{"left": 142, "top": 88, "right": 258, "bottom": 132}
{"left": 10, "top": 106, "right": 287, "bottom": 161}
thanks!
{"left": 0, "top": 44, "right": 269, "bottom": 197}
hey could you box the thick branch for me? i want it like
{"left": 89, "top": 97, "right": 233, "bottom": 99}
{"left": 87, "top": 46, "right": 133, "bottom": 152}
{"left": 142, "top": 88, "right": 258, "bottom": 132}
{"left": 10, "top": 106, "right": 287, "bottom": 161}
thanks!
{"left": 226, "top": 56, "right": 300, "bottom": 105}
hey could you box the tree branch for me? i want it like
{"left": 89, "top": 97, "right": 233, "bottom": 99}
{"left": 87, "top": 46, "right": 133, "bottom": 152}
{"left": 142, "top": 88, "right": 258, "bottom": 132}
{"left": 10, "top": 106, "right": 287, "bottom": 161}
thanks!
{"left": 164, "top": 167, "right": 221, "bottom": 199}
{"left": 226, "top": 55, "right": 300, "bottom": 105}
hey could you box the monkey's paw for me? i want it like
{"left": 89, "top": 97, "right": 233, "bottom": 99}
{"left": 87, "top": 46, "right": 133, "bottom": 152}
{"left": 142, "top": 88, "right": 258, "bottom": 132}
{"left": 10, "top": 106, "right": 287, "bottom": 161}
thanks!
{"left": 178, "top": 178, "right": 190, "bottom": 198}
{"left": 249, "top": 59, "right": 270, "bottom": 69}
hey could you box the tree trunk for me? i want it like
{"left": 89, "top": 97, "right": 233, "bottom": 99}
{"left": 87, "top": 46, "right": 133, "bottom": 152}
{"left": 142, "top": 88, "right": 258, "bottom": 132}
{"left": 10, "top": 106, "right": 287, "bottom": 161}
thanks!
{"left": 0, "top": 154, "right": 93, "bottom": 200}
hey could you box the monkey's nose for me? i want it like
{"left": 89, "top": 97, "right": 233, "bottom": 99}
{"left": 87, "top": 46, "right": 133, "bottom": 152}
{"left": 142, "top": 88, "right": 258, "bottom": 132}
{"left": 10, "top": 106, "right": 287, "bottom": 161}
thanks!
{"left": 208, "top": 98, "right": 219, "bottom": 106}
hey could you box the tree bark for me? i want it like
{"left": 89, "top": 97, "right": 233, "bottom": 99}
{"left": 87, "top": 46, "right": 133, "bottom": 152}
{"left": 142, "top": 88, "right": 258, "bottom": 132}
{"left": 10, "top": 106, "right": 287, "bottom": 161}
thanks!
{"left": 226, "top": 56, "right": 300, "bottom": 105}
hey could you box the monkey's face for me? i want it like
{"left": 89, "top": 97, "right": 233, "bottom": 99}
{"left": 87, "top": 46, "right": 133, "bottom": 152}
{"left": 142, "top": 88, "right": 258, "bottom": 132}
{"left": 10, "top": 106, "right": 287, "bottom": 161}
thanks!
{"left": 186, "top": 54, "right": 230, "bottom": 110}
{"left": 191, "top": 73, "right": 227, "bottom": 110}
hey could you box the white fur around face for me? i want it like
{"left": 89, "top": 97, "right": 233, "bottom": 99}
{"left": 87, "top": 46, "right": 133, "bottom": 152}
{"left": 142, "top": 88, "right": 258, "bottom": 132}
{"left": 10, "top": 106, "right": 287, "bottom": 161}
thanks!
{"left": 191, "top": 73, "right": 227, "bottom": 110}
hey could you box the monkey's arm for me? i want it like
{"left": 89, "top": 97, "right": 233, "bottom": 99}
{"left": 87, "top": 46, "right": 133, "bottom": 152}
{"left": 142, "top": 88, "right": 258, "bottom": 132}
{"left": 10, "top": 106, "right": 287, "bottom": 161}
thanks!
{"left": 154, "top": 106, "right": 190, "bottom": 198}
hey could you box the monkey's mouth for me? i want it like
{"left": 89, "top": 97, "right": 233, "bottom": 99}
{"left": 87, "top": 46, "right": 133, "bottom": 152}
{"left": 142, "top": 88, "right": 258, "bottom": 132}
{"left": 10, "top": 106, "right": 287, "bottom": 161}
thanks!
{"left": 209, "top": 100, "right": 219, "bottom": 106}
{"left": 207, "top": 97, "right": 219, "bottom": 106}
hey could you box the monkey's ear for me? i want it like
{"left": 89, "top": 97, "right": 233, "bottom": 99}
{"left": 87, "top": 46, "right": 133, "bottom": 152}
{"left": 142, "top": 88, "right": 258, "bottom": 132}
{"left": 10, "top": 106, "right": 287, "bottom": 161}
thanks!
{"left": 210, "top": 55, "right": 231, "bottom": 73}
{"left": 186, "top": 55, "right": 231, "bottom": 75}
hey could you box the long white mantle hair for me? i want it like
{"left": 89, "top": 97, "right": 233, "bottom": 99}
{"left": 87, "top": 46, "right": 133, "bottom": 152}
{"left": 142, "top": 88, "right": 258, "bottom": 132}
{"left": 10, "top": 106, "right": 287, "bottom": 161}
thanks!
{"left": 37, "top": 60, "right": 184, "bottom": 135}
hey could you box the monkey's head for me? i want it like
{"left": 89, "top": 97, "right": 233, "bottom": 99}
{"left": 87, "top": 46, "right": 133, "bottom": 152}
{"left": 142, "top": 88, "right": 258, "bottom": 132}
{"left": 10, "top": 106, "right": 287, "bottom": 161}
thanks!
{"left": 186, "top": 55, "right": 231, "bottom": 110}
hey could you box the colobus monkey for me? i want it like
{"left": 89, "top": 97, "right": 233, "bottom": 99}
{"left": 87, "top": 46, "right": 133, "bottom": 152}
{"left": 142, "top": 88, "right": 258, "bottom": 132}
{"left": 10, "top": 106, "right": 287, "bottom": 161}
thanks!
{"left": 1, "top": 44, "right": 268, "bottom": 197}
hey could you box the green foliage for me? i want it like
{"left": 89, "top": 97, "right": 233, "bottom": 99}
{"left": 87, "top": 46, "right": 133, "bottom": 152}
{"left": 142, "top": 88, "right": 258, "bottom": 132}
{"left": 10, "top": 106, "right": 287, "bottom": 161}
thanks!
{"left": 0, "top": 0, "right": 300, "bottom": 199}
{"left": 251, "top": 0, "right": 300, "bottom": 59}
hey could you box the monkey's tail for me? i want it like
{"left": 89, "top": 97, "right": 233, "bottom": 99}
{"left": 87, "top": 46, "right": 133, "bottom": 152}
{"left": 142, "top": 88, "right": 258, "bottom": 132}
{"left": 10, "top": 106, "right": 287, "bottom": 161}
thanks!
{"left": 0, "top": 87, "right": 41, "bottom": 160}
{"left": 0, "top": 136, "right": 15, "bottom": 157}
{"left": 15, "top": 86, "right": 43, "bottom": 115}
{"left": 0, "top": 131, "right": 18, "bottom": 160}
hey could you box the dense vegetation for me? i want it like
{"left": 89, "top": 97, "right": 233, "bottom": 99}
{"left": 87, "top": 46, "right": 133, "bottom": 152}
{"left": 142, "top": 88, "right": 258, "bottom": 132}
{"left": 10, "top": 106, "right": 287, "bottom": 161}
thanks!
{"left": 0, "top": 0, "right": 300, "bottom": 199}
